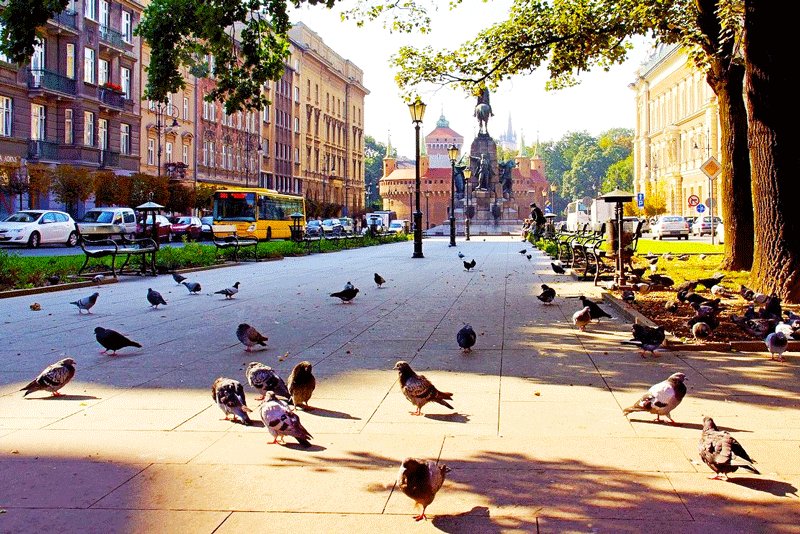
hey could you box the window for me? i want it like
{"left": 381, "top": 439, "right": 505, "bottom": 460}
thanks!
{"left": 84, "top": 48, "right": 95, "bottom": 84}
{"left": 221, "top": 145, "right": 227, "bottom": 169}
{"left": 202, "top": 141, "right": 209, "bottom": 165}
{"left": 98, "top": 118, "right": 107, "bottom": 150}
{"left": 31, "top": 104, "right": 45, "bottom": 141}
{"left": 0, "top": 97, "right": 11, "bottom": 136}
{"left": 64, "top": 109, "right": 73, "bottom": 144}
{"left": 98, "top": 58, "right": 109, "bottom": 86}
{"left": 84, "top": 0, "right": 96, "bottom": 20}
{"left": 294, "top": 86, "right": 300, "bottom": 102}
{"left": 209, "top": 141, "right": 214, "bottom": 165}
{"left": 227, "top": 146, "right": 233, "bottom": 169}
{"left": 120, "top": 123, "right": 130, "bottom": 154}
{"left": 83, "top": 111, "right": 94, "bottom": 146}
{"left": 121, "top": 11, "right": 132, "bottom": 42}
{"left": 165, "top": 140, "right": 173, "bottom": 163}
{"left": 99, "top": 0, "right": 109, "bottom": 27}
{"left": 166, "top": 93, "right": 174, "bottom": 115}
{"left": 294, "top": 116, "right": 300, "bottom": 133}
{"left": 121, "top": 67, "right": 130, "bottom": 98}
{"left": 202, "top": 100, "right": 209, "bottom": 120}
{"left": 295, "top": 147, "right": 299, "bottom": 164}
{"left": 66, "top": 44, "right": 75, "bottom": 79}
{"left": 183, "top": 97, "right": 189, "bottom": 120}
{"left": 147, "top": 138, "right": 154, "bottom": 165}
{"left": 182, "top": 144, "right": 188, "bottom": 165}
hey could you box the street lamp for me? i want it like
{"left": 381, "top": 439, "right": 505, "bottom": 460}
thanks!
{"left": 447, "top": 144, "right": 458, "bottom": 247}
{"left": 464, "top": 166, "right": 472, "bottom": 240}
{"left": 152, "top": 101, "right": 179, "bottom": 178}
{"left": 408, "top": 96, "right": 426, "bottom": 258}
{"left": 550, "top": 183, "right": 557, "bottom": 213}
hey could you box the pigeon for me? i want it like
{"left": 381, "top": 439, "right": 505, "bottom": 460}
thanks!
{"left": 259, "top": 391, "right": 312, "bottom": 447}
{"left": 236, "top": 323, "right": 268, "bottom": 352}
{"left": 526, "top": 253, "right": 532, "bottom": 261}
{"left": 20, "top": 357, "right": 76, "bottom": 397}
{"left": 739, "top": 284, "right": 755, "bottom": 301}
{"left": 572, "top": 306, "right": 592, "bottom": 331}
{"left": 47, "top": 274, "right": 61, "bottom": 285}
{"left": 245, "top": 361, "right": 291, "bottom": 401}
{"left": 211, "top": 377, "right": 252, "bottom": 425}
{"left": 662, "top": 252, "right": 674, "bottom": 261}
{"left": 697, "top": 273, "right": 725, "bottom": 289}
{"left": 664, "top": 300, "right": 679, "bottom": 313}
{"left": 677, "top": 290, "right": 707, "bottom": 306}
{"left": 287, "top": 360, "right": 316, "bottom": 409}
{"left": 675, "top": 280, "right": 699, "bottom": 293}
{"left": 692, "top": 321, "right": 713, "bottom": 341}
{"left": 578, "top": 295, "right": 612, "bottom": 322}
{"left": 537, "top": 284, "right": 556, "bottom": 305}
{"left": 699, "top": 253, "right": 707, "bottom": 260}
{"left": 92, "top": 274, "right": 105, "bottom": 284}
{"left": 518, "top": 248, "right": 527, "bottom": 255}
{"left": 622, "top": 290, "right": 636, "bottom": 303}
{"left": 394, "top": 361, "right": 453, "bottom": 416}
{"left": 70, "top": 292, "right": 99, "bottom": 314}
{"left": 699, "top": 416, "right": 759, "bottom": 480}
{"left": 457, "top": 251, "right": 465, "bottom": 259}
{"left": 551, "top": 262, "right": 566, "bottom": 274}
{"left": 629, "top": 267, "right": 646, "bottom": 280}
{"left": 463, "top": 259, "right": 476, "bottom": 271}
{"left": 374, "top": 272, "right": 386, "bottom": 288}
{"left": 398, "top": 458, "right": 450, "bottom": 522}
{"left": 330, "top": 286, "right": 359, "bottom": 303}
{"left": 710, "top": 284, "right": 729, "bottom": 297}
{"left": 677, "top": 254, "right": 690, "bottom": 261}
{"left": 343, "top": 281, "right": 355, "bottom": 291}
{"left": 182, "top": 281, "right": 202, "bottom": 294}
{"left": 634, "top": 282, "right": 651, "bottom": 294}
{"left": 214, "top": 281, "right": 240, "bottom": 299}
{"left": 765, "top": 331, "right": 789, "bottom": 362}
{"left": 94, "top": 326, "right": 142, "bottom": 355}
{"left": 647, "top": 256, "right": 659, "bottom": 266}
{"left": 731, "top": 315, "right": 776, "bottom": 339}
{"left": 456, "top": 324, "right": 477, "bottom": 353}
{"left": 688, "top": 312, "right": 720, "bottom": 331}
{"left": 760, "top": 295, "right": 782, "bottom": 320}
{"left": 647, "top": 274, "right": 674, "bottom": 287}
{"left": 172, "top": 272, "right": 187, "bottom": 284}
{"left": 147, "top": 288, "right": 167, "bottom": 308}
{"left": 622, "top": 372, "right": 687, "bottom": 424}
{"left": 622, "top": 323, "right": 666, "bottom": 357}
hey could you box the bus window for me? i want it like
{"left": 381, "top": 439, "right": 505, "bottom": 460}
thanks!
{"left": 214, "top": 191, "right": 256, "bottom": 221}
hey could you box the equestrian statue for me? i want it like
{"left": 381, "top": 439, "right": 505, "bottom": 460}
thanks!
{"left": 474, "top": 87, "right": 494, "bottom": 135}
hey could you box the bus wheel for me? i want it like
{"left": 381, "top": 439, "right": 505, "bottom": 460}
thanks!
{"left": 266, "top": 227, "right": 272, "bottom": 241}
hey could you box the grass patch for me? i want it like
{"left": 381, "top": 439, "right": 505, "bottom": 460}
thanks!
{"left": 632, "top": 250, "right": 749, "bottom": 291}
{"left": 636, "top": 238, "right": 724, "bottom": 255}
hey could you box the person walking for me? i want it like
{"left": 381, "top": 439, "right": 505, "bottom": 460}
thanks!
{"left": 530, "top": 203, "right": 546, "bottom": 239}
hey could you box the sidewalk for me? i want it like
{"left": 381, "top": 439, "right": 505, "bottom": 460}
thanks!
{"left": 0, "top": 237, "right": 798, "bottom": 533}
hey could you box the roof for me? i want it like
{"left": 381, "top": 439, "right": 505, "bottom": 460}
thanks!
{"left": 427, "top": 126, "right": 462, "bottom": 140}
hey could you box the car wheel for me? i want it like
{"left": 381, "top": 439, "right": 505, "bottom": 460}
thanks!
{"left": 28, "top": 232, "right": 41, "bottom": 248}
{"left": 66, "top": 231, "right": 78, "bottom": 247}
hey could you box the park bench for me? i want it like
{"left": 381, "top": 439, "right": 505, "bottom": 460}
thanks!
{"left": 211, "top": 224, "right": 259, "bottom": 262}
{"left": 78, "top": 235, "right": 158, "bottom": 278}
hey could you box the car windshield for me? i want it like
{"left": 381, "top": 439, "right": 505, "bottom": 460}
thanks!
{"left": 4, "top": 212, "right": 39, "bottom": 223}
{"left": 81, "top": 211, "right": 115, "bottom": 223}
{"left": 176, "top": 217, "right": 192, "bottom": 225}
{"left": 389, "top": 222, "right": 402, "bottom": 228}
{"left": 662, "top": 216, "right": 684, "bottom": 223}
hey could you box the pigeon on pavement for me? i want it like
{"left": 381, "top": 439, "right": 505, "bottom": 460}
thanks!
{"left": 214, "top": 281, "right": 240, "bottom": 299}
{"left": 578, "top": 295, "right": 612, "bottom": 322}
{"left": 398, "top": 458, "right": 450, "bottom": 522}
{"left": 463, "top": 259, "right": 476, "bottom": 271}
{"left": 211, "top": 377, "right": 252, "bottom": 425}
{"left": 622, "top": 323, "right": 667, "bottom": 357}
{"left": 572, "top": 306, "right": 592, "bottom": 331}
{"left": 699, "top": 416, "right": 759, "bottom": 480}
{"left": 95, "top": 327, "right": 142, "bottom": 355}
{"left": 287, "top": 361, "right": 316, "bottom": 409}
{"left": 518, "top": 248, "right": 527, "bottom": 255}
{"left": 551, "top": 262, "right": 566, "bottom": 274}
{"left": 70, "top": 292, "right": 99, "bottom": 314}
{"left": 182, "top": 281, "right": 202, "bottom": 294}
{"left": 765, "top": 331, "right": 789, "bottom": 362}
{"left": 710, "top": 284, "right": 730, "bottom": 297}
{"left": 260, "top": 391, "right": 312, "bottom": 447}
{"left": 394, "top": 361, "right": 453, "bottom": 416}
{"left": 246, "top": 361, "right": 291, "bottom": 401}
{"left": 20, "top": 357, "right": 76, "bottom": 397}
{"left": 537, "top": 284, "right": 556, "bottom": 304}
{"left": 92, "top": 274, "right": 105, "bottom": 284}
{"left": 343, "top": 281, "right": 355, "bottom": 291}
{"left": 236, "top": 323, "right": 268, "bottom": 352}
{"left": 675, "top": 280, "right": 699, "bottom": 293}
{"left": 456, "top": 324, "right": 477, "bottom": 353}
{"left": 330, "top": 286, "right": 359, "bottom": 303}
{"left": 374, "top": 272, "right": 386, "bottom": 288}
{"left": 457, "top": 251, "right": 465, "bottom": 259}
{"left": 647, "top": 274, "right": 674, "bottom": 287}
{"left": 172, "top": 272, "right": 187, "bottom": 284}
{"left": 692, "top": 321, "right": 713, "bottom": 341}
{"left": 622, "top": 372, "right": 687, "bottom": 424}
{"left": 526, "top": 253, "right": 532, "bottom": 261}
{"left": 147, "top": 288, "right": 167, "bottom": 309}
{"left": 677, "top": 254, "right": 690, "bottom": 261}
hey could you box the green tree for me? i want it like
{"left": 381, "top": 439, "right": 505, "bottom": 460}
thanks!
{"left": 0, "top": 162, "right": 26, "bottom": 210}
{"left": 603, "top": 155, "right": 634, "bottom": 193}
{"left": 364, "top": 135, "right": 390, "bottom": 209}
{"left": 51, "top": 165, "right": 93, "bottom": 216}
{"left": 129, "top": 173, "right": 169, "bottom": 208}
{"left": 167, "top": 181, "right": 195, "bottom": 214}
{"left": 92, "top": 170, "right": 122, "bottom": 207}
{"left": 194, "top": 184, "right": 218, "bottom": 214}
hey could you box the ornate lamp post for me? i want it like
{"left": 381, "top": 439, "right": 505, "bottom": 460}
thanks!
{"left": 550, "top": 183, "right": 557, "bottom": 212}
{"left": 408, "top": 97, "right": 426, "bottom": 258}
{"left": 152, "top": 102, "right": 179, "bottom": 178}
{"left": 447, "top": 144, "right": 458, "bottom": 247}
{"left": 464, "top": 166, "right": 472, "bottom": 241}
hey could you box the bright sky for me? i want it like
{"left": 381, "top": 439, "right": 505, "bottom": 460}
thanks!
{"left": 289, "top": 1, "right": 655, "bottom": 159}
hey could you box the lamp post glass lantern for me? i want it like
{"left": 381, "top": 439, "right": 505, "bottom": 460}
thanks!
{"left": 408, "top": 97, "right": 426, "bottom": 258}
{"left": 447, "top": 144, "right": 459, "bottom": 246}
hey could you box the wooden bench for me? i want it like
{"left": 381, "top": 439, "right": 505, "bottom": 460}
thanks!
{"left": 211, "top": 224, "right": 259, "bottom": 262}
{"left": 78, "top": 235, "right": 158, "bottom": 277}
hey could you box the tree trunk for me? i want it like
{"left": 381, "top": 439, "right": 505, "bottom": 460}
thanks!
{"left": 744, "top": 0, "right": 800, "bottom": 302}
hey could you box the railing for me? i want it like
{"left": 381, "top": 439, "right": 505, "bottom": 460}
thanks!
{"left": 27, "top": 68, "right": 77, "bottom": 95}
{"left": 28, "top": 139, "right": 61, "bottom": 160}
{"left": 99, "top": 149, "right": 120, "bottom": 168}
{"left": 99, "top": 25, "right": 126, "bottom": 49}
{"left": 98, "top": 88, "right": 125, "bottom": 109}
{"left": 50, "top": 9, "right": 78, "bottom": 30}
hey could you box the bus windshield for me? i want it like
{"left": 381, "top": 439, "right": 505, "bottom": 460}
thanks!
{"left": 214, "top": 191, "right": 256, "bottom": 222}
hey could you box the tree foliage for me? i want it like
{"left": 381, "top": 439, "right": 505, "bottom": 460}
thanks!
{"left": 167, "top": 181, "right": 196, "bottom": 214}
{"left": 92, "top": 170, "right": 124, "bottom": 207}
{"left": 0, "top": 0, "right": 68, "bottom": 63}
{"left": 129, "top": 173, "right": 169, "bottom": 208}
{"left": 194, "top": 184, "right": 218, "bottom": 214}
{"left": 364, "top": 135, "right": 391, "bottom": 208}
{"left": 51, "top": 165, "right": 93, "bottom": 215}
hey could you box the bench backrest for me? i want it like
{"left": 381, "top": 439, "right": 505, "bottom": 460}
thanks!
{"left": 212, "top": 224, "right": 237, "bottom": 237}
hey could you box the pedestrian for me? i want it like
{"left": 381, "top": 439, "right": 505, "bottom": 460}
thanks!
{"left": 530, "top": 203, "right": 546, "bottom": 239}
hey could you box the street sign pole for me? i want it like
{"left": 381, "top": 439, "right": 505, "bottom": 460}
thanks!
{"left": 700, "top": 156, "right": 721, "bottom": 245}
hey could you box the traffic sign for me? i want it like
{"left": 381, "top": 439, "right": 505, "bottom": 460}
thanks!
{"left": 636, "top": 192, "right": 644, "bottom": 208}
{"left": 544, "top": 206, "right": 552, "bottom": 214}
{"left": 696, "top": 203, "right": 706, "bottom": 213}
{"left": 705, "top": 197, "right": 715, "bottom": 209}
{"left": 688, "top": 194, "right": 700, "bottom": 207}
{"left": 701, "top": 156, "right": 721, "bottom": 178}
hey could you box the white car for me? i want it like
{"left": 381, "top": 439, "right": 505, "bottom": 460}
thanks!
{"left": 651, "top": 215, "right": 690, "bottom": 240}
{"left": 0, "top": 210, "right": 79, "bottom": 248}
{"left": 387, "top": 219, "right": 409, "bottom": 234}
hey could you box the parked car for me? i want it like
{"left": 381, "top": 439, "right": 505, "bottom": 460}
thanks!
{"left": 691, "top": 216, "right": 722, "bottom": 236}
{"left": 651, "top": 215, "right": 690, "bottom": 240}
{"left": 199, "top": 216, "right": 214, "bottom": 240}
{"left": 0, "top": 210, "right": 79, "bottom": 248}
{"left": 77, "top": 206, "right": 137, "bottom": 239}
{"left": 362, "top": 214, "right": 385, "bottom": 234}
{"left": 684, "top": 216, "right": 697, "bottom": 229}
{"left": 305, "top": 219, "right": 323, "bottom": 237}
{"left": 387, "top": 219, "right": 409, "bottom": 234}
{"left": 170, "top": 216, "right": 202, "bottom": 241}
{"left": 136, "top": 214, "right": 173, "bottom": 242}
{"left": 321, "top": 218, "right": 343, "bottom": 236}
{"left": 339, "top": 217, "right": 355, "bottom": 235}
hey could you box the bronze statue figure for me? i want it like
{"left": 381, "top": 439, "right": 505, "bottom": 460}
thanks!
{"left": 472, "top": 153, "right": 492, "bottom": 190}
{"left": 474, "top": 87, "right": 494, "bottom": 134}
{"left": 454, "top": 163, "right": 466, "bottom": 199}
{"left": 499, "top": 160, "right": 517, "bottom": 198}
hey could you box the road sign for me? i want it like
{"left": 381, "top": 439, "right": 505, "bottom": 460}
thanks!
{"left": 696, "top": 203, "right": 706, "bottom": 213}
{"left": 544, "top": 206, "right": 552, "bottom": 214}
{"left": 688, "top": 194, "right": 700, "bottom": 207}
{"left": 705, "top": 197, "right": 715, "bottom": 209}
{"left": 636, "top": 192, "right": 644, "bottom": 208}
{"left": 701, "top": 156, "right": 721, "bottom": 178}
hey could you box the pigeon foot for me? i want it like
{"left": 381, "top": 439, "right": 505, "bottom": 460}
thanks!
{"left": 51, "top": 391, "right": 63, "bottom": 397}
{"left": 413, "top": 514, "right": 427, "bottom": 522}
{"left": 255, "top": 395, "right": 265, "bottom": 401}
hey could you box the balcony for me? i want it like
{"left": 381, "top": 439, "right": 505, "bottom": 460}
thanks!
{"left": 49, "top": 9, "right": 78, "bottom": 32}
{"left": 28, "top": 139, "right": 61, "bottom": 160}
{"left": 99, "top": 25, "right": 126, "bottom": 50}
{"left": 99, "top": 149, "right": 120, "bottom": 168}
{"left": 27, "top": 69, "right": 77, "bottom": 96}
{"left": 98, "top": 87, "right": 127, "bottom": 110}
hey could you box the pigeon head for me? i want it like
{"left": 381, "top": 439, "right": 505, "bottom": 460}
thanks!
{"left": 246, "top": 361, "right": 263, "bottom": 371}
{"left": 94, "top": 326, "right": 105, "bottom": 335}
{"left": 58, "top": 357, "right": 77, "bottom": 366}
{"left": 294, "top": 361, "right": 313, "bottom": 374}
{"left": 394, "top": 361, "right": 414, "bottom": 377}
{"left": 702, "top": 416, "right": 719, "bottom": 431}
{"left": 668, "top": 372, "right": 687, "bottom": 384}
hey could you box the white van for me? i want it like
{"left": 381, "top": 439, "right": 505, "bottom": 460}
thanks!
{"left": 77, "top": 207, "right": 137, "bottom": 239}
{"left": 565, "top": 200, "right": 590, "bottom": 231}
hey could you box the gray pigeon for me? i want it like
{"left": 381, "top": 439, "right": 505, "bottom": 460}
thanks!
{"left": 765, "top": 331, "right": 789, "bottom": 362}
{"left": 622, "top": 372, "right": 687, "bottom": 424}
{"left": 622, "top": 290, "right": 636, "bottom": 303}
{"left": 622, "top": 323, "right": 666, "bottom": 358}
{"left": 214, "top": 281, "right": 240, "bottom": 299}
{"left": 20, "top": 357, "right": 76, "bottom": 397}
{"left": 147, "top": 288, "right": 167, "bottom": 308}
{"left": 245, "top": 361, "right": 291, "bottom": 401}
{"left": 457, "top": 251, "right": 464, "bottom": 259}
{"left": 70, "top": 292, "right": 99, "bottom": 314}
{"left": 211, "top": 377, "right": 252, "bottom": 425}
{"left": 172, "top": 272, "right": 187, "bottom": 284}
{"left": 572, "top": 306, "right": 592, "bottom": 331}
{"left": 692, "top": 322, "right": 713, "bottom": 341}
{"left": 456, "top": 324, "right": 477, "bottom": 353}
{"left": 551, "top": 262, "right": 566, "bottom": 275}
{"left": 95, "top": 326, "right": 142, "bottom": 355}
{"left": 182, "top": 281, "right": 202, "bottom": 294}
{"left": 330, "top": 286, "right": 359, "bottom": 303}
{"left": 259, "top": 392, "right": 312, "bottom": 447}
{"left": 537, "top": 284, "right": 556, "bottom": 304}
{"left": 578, "top": 295, "right": 612, "bottom": 321}
{"left": 398, "top": 457, "right": 450, "bottom": 522}
{"left": 236, "top": 323, "right": 268, "bottom": 352}
{"left": 394, "top": 361, "right": 453, "bottom": 416}
{"left": 699, "top": 416, "right": 759, "bottom": 480}
{"left": 343, "top": 281, "right": 355, "bottom": 291}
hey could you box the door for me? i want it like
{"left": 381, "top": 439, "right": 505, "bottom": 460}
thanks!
{"left": 31, "top": 41, "right": 45, "bottom": 86}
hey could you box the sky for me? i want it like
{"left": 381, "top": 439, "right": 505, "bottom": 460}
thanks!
{"left": 289, "top": 1, "right": 655, "bottom": 159}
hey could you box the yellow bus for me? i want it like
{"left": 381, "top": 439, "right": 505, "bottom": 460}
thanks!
{"left": 212, "top": 187, "right": 306, "bottom": 240}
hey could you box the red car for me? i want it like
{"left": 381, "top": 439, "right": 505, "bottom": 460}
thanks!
{"left": 170, "top": 216, "right": 202, "bottom": 241}
{"left": 136, "top": 214, "right": 173, "bottom": 242}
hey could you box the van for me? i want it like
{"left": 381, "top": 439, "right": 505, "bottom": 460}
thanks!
{"left": 77, "top": 207, "right": 137, "bottom": 239}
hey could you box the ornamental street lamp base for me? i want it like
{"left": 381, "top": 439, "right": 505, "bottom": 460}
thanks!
{"left": 448, "top": 216, "right": 456, "bottom": 246}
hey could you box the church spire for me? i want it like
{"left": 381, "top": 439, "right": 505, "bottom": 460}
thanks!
{"left": 385, "top": 130, "right": 393, "bottom": 158}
